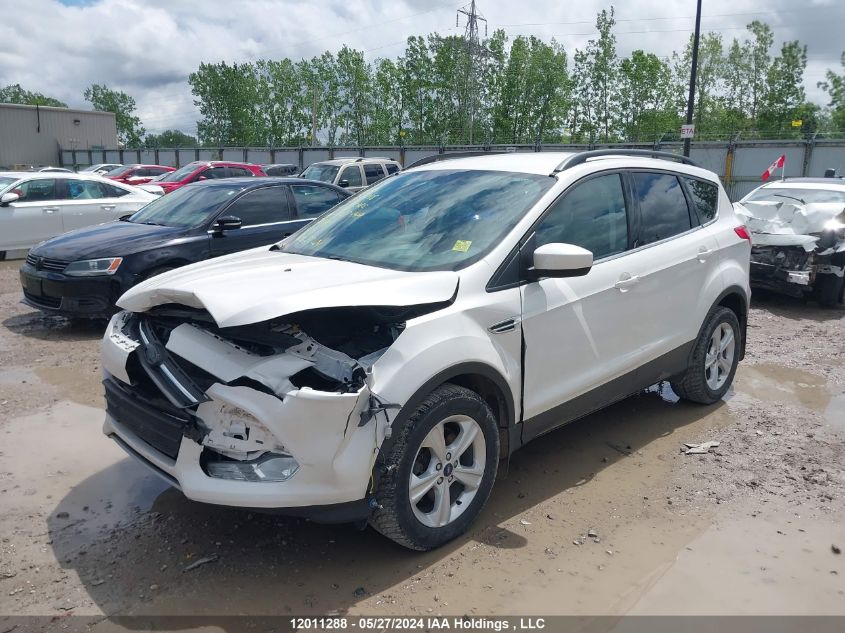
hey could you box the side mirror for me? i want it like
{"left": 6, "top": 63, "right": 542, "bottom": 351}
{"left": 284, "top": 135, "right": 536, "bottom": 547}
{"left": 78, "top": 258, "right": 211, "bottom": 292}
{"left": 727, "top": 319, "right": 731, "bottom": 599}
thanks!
{"left": 530, "top": 243, "right": 593, "bottom": 278}
{"left": 338, "top": 179, "right": 350, "bottom": 188}
{"left": 212, "top": 215, "right": 242, "bottom": 233}
{"left": 1, "top": 192, "right": 20, "bottom": 206}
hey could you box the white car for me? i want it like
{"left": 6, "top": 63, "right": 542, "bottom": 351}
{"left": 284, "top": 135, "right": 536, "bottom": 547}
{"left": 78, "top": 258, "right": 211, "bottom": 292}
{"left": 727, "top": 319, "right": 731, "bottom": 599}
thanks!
{"left": 79, "top": 163, "right": 123, "bottom": 175}
{"left": 100, "top": 150, "right": 751, "bottom": 550}
{"left": 300, "top": 157, "right": 401, "bottom": 192}
{"left": 0, "top": 172, "right": 156, "bottom": 254}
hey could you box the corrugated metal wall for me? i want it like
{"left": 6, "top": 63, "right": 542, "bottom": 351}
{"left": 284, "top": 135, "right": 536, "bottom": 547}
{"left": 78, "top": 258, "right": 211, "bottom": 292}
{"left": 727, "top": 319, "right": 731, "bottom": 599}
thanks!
{"left": 0, "top": 104, "right": 117, "bottom": 168}
{"left": 61, "top": 139, "right": 845, "bottom": 200}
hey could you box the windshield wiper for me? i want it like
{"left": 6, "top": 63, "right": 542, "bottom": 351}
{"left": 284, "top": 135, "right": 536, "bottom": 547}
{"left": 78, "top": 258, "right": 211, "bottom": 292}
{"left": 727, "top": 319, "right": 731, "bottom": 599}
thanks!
{"left": 773, "top": 193, "right": 806, "bottom": 204}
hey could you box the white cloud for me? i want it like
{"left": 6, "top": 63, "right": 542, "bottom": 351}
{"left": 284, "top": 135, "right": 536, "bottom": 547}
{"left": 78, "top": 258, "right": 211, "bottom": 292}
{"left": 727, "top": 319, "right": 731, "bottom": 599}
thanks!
{"left": 0, "top": 0, "right": 841, "bottom": 135}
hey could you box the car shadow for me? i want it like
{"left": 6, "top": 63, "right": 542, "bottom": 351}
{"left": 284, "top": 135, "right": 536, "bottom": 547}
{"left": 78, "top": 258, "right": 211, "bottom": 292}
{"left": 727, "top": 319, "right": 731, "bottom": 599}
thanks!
{"left": 46, "top": 385, "right": 725, "bottom": 625}
{"left": 750, "top": 288, "right": 844, "bottom": 322}
{"left": 2, "top": 310, "right": 108, "bottom": 342}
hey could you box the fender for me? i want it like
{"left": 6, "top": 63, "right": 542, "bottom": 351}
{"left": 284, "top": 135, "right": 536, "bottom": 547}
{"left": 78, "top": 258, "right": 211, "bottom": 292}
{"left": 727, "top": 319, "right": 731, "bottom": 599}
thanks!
{"left": 698, "top": 284, "right": 749, "bottom": 362}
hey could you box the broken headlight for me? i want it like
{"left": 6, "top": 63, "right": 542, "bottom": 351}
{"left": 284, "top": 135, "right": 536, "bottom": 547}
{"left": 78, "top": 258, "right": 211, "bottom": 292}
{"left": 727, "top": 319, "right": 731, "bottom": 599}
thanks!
{"left": 203, "top": 452, "right": 300, "bottom": 482}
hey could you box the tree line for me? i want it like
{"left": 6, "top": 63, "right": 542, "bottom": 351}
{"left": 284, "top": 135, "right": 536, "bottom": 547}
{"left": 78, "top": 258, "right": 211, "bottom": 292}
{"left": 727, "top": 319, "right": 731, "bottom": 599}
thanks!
{"left": 3, "top": 5, "right": 845, "bottom": 148}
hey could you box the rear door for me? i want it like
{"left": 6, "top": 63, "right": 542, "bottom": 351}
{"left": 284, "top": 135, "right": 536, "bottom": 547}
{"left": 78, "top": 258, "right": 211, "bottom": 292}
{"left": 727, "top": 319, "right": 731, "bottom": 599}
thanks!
{"left": 208, "top": 185, "right": 295, "bottom": 257}
{"left": 626, "top": 170, "right": 721, "bottom": 354}
{"left": 61, "top": 178, "right": 123, "bottom": 230}
{"left": 0, "top": 178, "right": 66, "bottom": 250}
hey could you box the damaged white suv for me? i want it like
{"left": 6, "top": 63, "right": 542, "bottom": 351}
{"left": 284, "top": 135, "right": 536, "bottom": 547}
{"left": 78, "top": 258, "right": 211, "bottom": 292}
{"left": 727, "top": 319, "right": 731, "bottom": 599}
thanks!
{"left": 101, "top": 150, "right": 751, "bottom": 550}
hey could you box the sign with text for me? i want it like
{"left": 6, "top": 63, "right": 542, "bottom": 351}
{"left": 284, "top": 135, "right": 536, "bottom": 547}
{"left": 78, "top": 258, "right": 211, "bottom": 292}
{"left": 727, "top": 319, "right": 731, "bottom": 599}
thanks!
{"left": 680, "top": 124, "right": 696, "bottom": 139}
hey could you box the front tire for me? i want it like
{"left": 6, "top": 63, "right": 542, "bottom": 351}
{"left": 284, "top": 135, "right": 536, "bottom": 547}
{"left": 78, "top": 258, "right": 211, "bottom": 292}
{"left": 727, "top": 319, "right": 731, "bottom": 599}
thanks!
{"left": 671, "top": 306, "right": 741, "bottom": 404}
{"left": 370, "top": 384, "right": 499, "bottom": 551}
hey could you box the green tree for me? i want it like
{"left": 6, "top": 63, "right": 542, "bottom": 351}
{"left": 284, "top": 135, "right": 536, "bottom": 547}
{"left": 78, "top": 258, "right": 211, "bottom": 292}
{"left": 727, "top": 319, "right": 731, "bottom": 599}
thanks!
{"left": 818, "top": 52, "right": 845, "bottom": 133}
{"left": 758, "top": 40, "right": 808, "bottom": 137}
{"left": 188, "top": 62, "right": 263, "bottom": 146}
{"left": 256, "top": 58, "right": 308, "bottom": 145}
{"left": 617, "top": 51, "right": 677, "bottom": 142}
{"left": 143, "top": 129, "right": 197, "bottom": 148}
{"left": 0, "top": 84, "right": 67, "bottom": 107}
{"left": 84, "top": 84, "right": 145, "bottom": 146}
{"left": 335, "top": 46, "right": 372, "bottom": 146}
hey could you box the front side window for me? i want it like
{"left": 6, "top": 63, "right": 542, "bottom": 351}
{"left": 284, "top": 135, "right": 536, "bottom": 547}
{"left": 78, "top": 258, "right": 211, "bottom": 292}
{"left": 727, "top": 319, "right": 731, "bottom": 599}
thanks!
{"left": 291, "top": 185, "right": 344, "bottom": 218}
{"left": 279, "top": 169, "right": 554, "bottom": 272}
{"left": 339, "top": 165, "right": 363, "bottom": 187}
{"left": 632, "top": 172, "right": 692, "bottom": 246}
{"left": 202, "top": 167, "right": 229, "bottom": 180}
{"left": 363, "top": 163, "right": 385, "bottom": 185}
{"left": 128, "top": 184, "right": 248, "bottom": 228}
{"left": 683, "top": 177, "right": 719, "bottom": 224}
{"left": 533, "top": 174, "right": 628, "bottom": 260}
{"left": 225, "top": 187, "right": 290, "bottom": 226}
{"left": 13, "top": 179, "right": 59, "bottom": 202}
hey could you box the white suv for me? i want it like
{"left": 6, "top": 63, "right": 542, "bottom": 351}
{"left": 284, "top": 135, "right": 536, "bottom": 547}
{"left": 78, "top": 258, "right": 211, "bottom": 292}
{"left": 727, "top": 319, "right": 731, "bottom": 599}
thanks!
{"left": 101, "top": 150, "right": 750, "bottom": 550}
{"left": 299, "top": 157, "right": 401, "bottom": 192}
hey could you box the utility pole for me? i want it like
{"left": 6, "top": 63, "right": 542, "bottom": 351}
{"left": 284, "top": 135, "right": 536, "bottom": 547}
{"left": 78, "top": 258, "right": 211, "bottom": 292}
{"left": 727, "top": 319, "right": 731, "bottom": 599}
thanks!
{"left": 683, "top": 0, "right": 703, "bottom": 158}
{"left": 311, "top": 85, "right": 318, "bottom": 146}
{"left": 457, "top": 0, "right": 487, "bottom": 144}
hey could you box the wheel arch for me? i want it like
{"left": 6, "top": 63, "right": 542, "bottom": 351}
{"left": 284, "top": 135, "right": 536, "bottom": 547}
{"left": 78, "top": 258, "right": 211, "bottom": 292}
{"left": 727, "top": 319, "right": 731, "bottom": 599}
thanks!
{"left": 711, "top": 285, "right": 749, "bottom": 361}
{"left": 381, "top": 362, "right": 515, "bottom": 465}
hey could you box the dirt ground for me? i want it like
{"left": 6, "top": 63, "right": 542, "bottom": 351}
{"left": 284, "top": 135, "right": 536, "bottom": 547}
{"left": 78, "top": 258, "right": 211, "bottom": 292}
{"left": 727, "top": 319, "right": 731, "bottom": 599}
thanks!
{"left": 0, "top": 258, "right": 843, "bottom": 625}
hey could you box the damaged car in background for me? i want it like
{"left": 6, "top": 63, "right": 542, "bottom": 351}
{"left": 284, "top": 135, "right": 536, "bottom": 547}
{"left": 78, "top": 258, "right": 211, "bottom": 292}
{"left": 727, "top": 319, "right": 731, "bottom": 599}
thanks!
{"left": 735, "top": 178, "right": 845, "bottom": 306}
{"left": 101, "top": 150, "right": 751, "bottom": 550}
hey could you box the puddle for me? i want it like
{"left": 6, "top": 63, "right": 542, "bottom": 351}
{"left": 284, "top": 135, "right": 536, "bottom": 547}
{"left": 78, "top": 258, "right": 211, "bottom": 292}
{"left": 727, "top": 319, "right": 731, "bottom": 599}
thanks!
{"left": 825, "top": 394, "right": 845, "bottom": 431}
{"left": 34, "top": 364, "right": 104, "bottom": 408}
{"left": 734, "top": 363, "right": 831, "bottom": 412}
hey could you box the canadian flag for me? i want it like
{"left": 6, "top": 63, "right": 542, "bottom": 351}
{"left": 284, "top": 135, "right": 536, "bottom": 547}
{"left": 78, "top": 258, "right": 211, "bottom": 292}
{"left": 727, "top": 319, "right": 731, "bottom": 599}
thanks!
{"left": 761, "top": 154, "right": 786, "bottom": 181}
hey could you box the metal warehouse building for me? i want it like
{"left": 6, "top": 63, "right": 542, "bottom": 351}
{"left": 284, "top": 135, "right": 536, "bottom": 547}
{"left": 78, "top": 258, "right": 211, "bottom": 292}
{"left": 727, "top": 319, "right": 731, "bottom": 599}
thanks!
{"left": 0, "top": 103, "right": 117, "bottom": 169}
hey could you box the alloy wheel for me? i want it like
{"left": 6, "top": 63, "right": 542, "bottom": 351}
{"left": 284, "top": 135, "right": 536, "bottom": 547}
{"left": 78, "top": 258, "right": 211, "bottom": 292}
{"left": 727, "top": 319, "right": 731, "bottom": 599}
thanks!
{"left": 704, "top": 322, "right": 735, "bottom": 391}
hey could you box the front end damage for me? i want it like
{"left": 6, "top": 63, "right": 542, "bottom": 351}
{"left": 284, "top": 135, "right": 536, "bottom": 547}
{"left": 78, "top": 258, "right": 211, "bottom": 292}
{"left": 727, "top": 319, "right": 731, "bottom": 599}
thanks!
{"left": 736, "top": 200, "right": 845, "bottom": 299}
{"left": 101, "top": 304, "right": 427, "bottom": 520}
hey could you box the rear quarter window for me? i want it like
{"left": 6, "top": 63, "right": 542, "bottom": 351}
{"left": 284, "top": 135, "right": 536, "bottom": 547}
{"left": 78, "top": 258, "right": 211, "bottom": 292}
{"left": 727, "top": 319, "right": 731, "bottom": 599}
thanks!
{"left": 682, "top": 177, "right": 719, "bottom": 224}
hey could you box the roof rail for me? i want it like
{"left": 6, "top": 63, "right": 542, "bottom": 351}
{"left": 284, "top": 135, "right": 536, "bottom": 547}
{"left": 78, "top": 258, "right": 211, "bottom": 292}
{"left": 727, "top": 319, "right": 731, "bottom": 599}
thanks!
{"left": 551, "top": 149, "right": 700, "bottom": 173}
{"left": 405, "top": 151, "right": 505, "bottom": 170}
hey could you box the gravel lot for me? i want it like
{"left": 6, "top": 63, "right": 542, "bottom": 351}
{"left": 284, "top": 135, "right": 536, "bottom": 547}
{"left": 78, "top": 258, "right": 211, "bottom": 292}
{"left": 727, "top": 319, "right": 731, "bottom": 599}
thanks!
{"left": 0, "top": 258, "right": 843, "bottom": 623}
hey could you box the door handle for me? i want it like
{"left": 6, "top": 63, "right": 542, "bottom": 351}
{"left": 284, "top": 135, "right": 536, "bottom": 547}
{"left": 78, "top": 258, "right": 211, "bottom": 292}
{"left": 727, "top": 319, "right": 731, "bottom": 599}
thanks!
{"left": 614, "top": 273, "right": 640, "bottom": 292}
{"left": 42, "top": 207, "right": 59, "bottom": 213}
{"left": 697, "top": 246, "right": 713, "bottom": 262}
{"left": 101, "top": 204, "right": 116, "bottom": 211}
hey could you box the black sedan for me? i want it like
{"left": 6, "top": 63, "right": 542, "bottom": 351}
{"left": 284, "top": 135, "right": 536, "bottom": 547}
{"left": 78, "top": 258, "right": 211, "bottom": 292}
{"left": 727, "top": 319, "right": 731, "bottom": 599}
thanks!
{"left": 19, "top": 177, "right": 350, "bottom": 317}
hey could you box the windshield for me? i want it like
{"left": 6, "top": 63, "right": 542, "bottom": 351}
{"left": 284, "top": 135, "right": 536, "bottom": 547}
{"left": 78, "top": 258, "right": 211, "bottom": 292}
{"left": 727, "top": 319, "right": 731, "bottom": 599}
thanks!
{"left": 158, "top": 162, "right": 201, "bottom": 183}
{"left": 746, "top": 187, "right": 845, "bottom": 205}
{"left": 300, "top": 163, "right": 339, "bottom": 183}
{"left": 104, "top": 166, "right": 133, "bottom": 177}
{"left": 127, "top": 183, "right": 247, "bottom": 228}
{"left": 278, "top": 169, "right": 553, "bottom": 272}
{"left": 0, "top": 177, "right": 19, "bottom": 191}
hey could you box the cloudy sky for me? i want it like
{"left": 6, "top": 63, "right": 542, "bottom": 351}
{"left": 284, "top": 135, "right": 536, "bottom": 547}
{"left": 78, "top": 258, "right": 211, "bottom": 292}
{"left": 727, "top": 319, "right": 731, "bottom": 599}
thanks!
{"left": 1, "top": 0, "right": 842, "bottom": 135}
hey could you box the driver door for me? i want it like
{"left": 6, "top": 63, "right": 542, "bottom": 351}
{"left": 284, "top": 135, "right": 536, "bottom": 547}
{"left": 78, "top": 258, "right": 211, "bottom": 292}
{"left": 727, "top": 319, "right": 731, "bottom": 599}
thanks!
{"left": 519, "top": 172, "right": 654, "bottom": 437}
{"left": 208, "top": 185, "right": 295, "bottom": 257}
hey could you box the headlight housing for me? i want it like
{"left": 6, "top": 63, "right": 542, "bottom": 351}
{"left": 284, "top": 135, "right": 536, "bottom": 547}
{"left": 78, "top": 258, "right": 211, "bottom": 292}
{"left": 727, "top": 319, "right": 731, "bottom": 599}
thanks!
{"left": 63, "top": 257, "right": 123, "bottom": 276}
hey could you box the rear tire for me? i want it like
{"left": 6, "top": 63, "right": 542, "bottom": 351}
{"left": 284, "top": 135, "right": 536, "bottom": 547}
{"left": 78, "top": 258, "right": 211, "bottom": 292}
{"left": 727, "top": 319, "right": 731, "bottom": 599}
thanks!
{"left": 671, "top": 306, "right": 741, "bottom": 404}
{"left": 369, "top": 384, "right": 499, "bottom": 551}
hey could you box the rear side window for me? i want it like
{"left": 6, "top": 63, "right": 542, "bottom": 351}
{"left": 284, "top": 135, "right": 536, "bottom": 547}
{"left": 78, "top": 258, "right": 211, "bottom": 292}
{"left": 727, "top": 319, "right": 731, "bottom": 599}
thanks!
{"left": 363, "top": 163, "right": 385, "bottom": 185}
{"left": 682, "top": 177, "right": 718, "bottom": 224}
{"left": 385, "top": 163, "right": 400, "bottom": 175}
{"left": 338, "top": 166, "right": 362, "bottom": 188}
{"left": 631, "top": 173, "right": 692, "bottom": 246}
{"left": 291, "top": 185, "right": 344, "bottom": 218}
{"left": 225, "top": 186, "right": 290, "bottom": 225}
{"left": 66, "top": 180, "right": 107, "bottom": 200}
{"left": 534, "top": 173, "right": 628, "bottom": 260}
{"left": 203, "top": 167, "right": 229, "bottom": 180}
{"left": 229, "top": 166, "right": 253, "bottom": 177}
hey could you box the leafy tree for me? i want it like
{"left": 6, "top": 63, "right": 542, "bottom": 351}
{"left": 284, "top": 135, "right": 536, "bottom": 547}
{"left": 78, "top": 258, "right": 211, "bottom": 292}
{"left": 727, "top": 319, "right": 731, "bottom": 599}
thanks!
{"left": 758, "top": 40, "right": 808, "bottom": 137}
{"left": 617, "top": 51, "right": 677, "bottom": 141}
{"left": 818, "top": 52, "right": 845, "bottom": 133}
{"left": 144, "top": 129, "right": 197, "bottom": 148}
{"left": 188, "top": 62, "right": 262, "bottom": 146}
{"left": 0, "top": 84, "right": 67, "bottom": 107}
{"left": 84, "top": 84, "right": 145, "bottom": 146}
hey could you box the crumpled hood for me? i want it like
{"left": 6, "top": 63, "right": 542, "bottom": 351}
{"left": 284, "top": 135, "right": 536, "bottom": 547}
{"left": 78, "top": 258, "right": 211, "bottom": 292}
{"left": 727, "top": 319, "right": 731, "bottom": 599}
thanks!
{"left": 734, "top": 200, "right": 845, "bottom": 251}
{"left": 117, "top": 248, "right": 460, "bottom": 327}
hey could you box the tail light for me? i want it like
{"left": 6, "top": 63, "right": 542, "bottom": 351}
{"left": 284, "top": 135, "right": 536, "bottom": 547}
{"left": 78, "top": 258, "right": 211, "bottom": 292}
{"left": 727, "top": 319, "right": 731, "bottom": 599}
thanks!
{"left": 734, "top": 226, "right": 751, "bottom": 242}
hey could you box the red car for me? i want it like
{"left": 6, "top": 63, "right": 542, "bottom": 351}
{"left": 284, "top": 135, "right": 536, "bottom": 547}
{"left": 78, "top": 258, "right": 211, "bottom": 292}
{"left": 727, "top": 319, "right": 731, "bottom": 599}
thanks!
{"left": 150, "top": 161, "right": 266, "bottom": 194}
{"left": 104, "top": 164, "right": 175, "bottom": 185}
